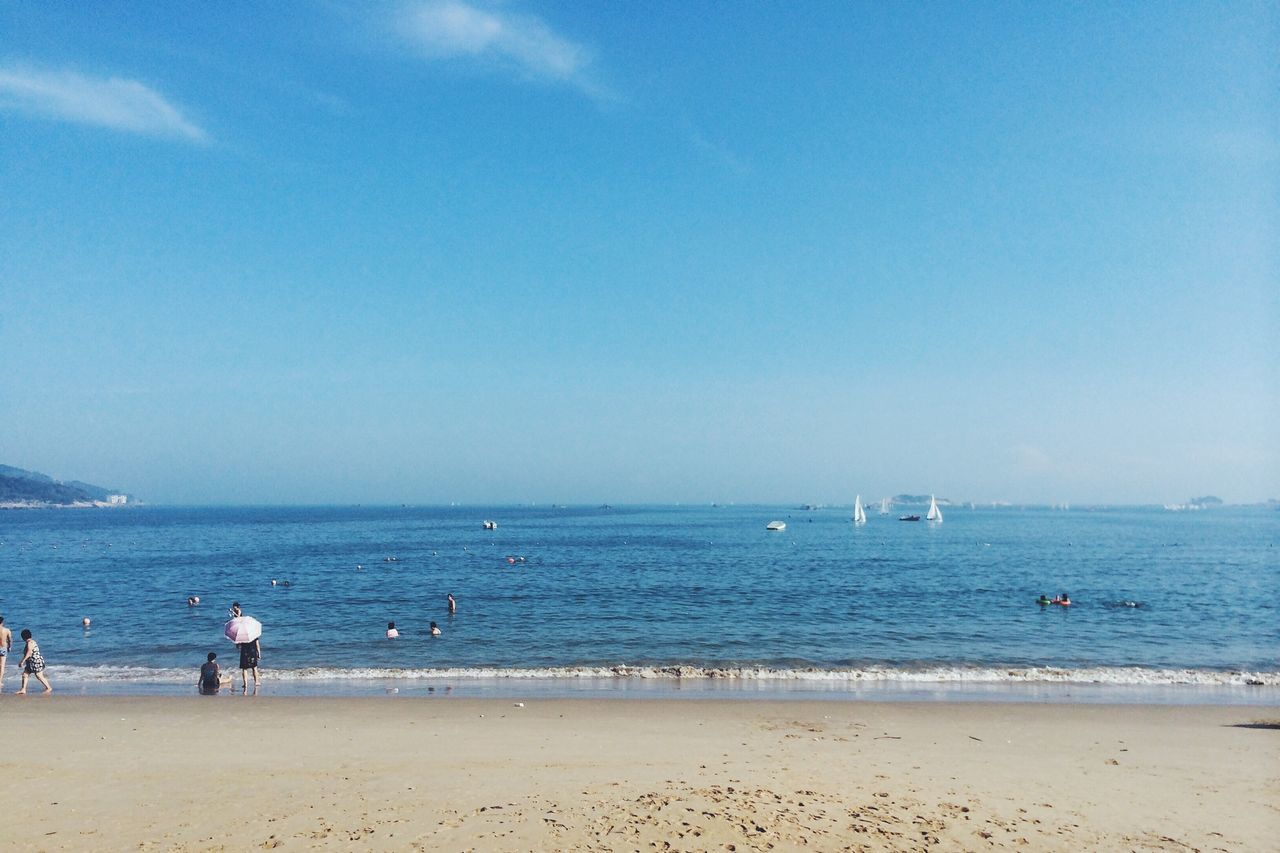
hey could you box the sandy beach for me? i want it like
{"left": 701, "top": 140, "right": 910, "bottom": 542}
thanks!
{"left": 0, "top": 696, "right": 1274, "bottom": 851}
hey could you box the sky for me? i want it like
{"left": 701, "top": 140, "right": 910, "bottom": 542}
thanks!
{"left": 0, "top": 1, "right": 1276, "bottom": 505}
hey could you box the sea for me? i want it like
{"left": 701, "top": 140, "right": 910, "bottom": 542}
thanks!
{"left": 1, "top": 504, "right": 1276, "bottom": 704}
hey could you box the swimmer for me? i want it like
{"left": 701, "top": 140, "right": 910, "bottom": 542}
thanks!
{"left": 1037, "top": 595, "right": 1051, "bottom": 606}
{"left": 187, "top": 596, "right": 200, "bottom": 607}
{"left": 447, "top": 593, "right": 456, "bottom": 615}
{"left": 386, "top": 621, "right": 399, "bottom": 639}
{"left": 430, "top": 621, "right": 441, "bottom": 636}
{"left": 1053, "top": 593, "right": 1071, "bottom": 606}
{"left": 81, "top": 617, "right": 91, "bottom": 629}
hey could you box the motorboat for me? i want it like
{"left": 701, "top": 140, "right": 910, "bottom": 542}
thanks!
{"left": 898, "top": 515, "right": 921, "bottom": 522}
{"left": 765, "top": 521, "right": 787, "bottom": 531}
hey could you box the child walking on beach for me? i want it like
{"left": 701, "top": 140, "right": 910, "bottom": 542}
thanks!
{"left": 16, "top": 629, "right": 51, "bottom": 694}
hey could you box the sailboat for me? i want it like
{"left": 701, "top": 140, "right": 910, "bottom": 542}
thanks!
{"left": 926, "top": 495, "right": 943, "bottom": 523}
{"left": 853, "top": 495, "right": 867, "bottom": 525}
{"left": 879, "top": 498, "right": 890, "bottom": 515}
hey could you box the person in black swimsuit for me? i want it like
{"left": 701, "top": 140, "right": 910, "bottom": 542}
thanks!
{"left": 198, "top": 652, "right": 230, "bottom": 694}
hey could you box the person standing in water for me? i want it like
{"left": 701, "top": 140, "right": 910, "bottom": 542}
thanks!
{"left": 16, "top": 629, "right": 51, "bottom": 694}
{"left": 239, "top": 633, "right": 262, "bottom": 690}
{"left": 0, "top": 616, "right": 11, "bottom": 690}
{"left": 229, "top": 602, "right": 262, "bottom": 690}
{"left": 447, "top": 593, "right": 456, "bottom": 615}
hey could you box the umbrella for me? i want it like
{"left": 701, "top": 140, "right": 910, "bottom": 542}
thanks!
{"left": 224, "top": 615, "right": 262, "bottom": 644}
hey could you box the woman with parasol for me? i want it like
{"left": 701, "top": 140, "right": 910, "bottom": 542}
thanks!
{"left": 224, "top": 602, "right": 263, "bottom": 691}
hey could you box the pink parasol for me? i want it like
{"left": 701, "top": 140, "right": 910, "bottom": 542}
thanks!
{"left": 224, "top": 615, "right": 262, "bottom": 644}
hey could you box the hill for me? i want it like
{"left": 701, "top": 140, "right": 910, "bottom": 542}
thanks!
{"left": 0, "top": 464, "right": 130, "bottom": 507}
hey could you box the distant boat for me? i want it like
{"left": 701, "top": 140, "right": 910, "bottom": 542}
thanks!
{"left": 899, "top": 515, "right": 921, "bottom": 522}
{"left": 852, "top": 495, "right": 867, "bottom": 525}
{"left": 879, "top": 498, "right": 890, "bottom": 515}
{"left": 927, "top": 495, "right": 943, "bottom": 523}
{"left": 766, "top": 521, "right": 787, "bottom": 531}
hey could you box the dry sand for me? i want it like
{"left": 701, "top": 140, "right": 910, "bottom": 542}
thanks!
{"left": 0, "top": 696, "right": 1275, "bottom": 851}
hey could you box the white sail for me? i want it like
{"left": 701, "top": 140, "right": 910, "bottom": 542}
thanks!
{"left": 879, "top": 498, "right": 889, "bottom": 515}
{"left": 927, "top": 494, "right": 942, "bottom": 522}
{"left": 853, "top": 495, "right": 866, "bottom": 524}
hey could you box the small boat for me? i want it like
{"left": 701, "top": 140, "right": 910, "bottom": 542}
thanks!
{"left": 927, "top": 495, "right": 943, "bottom": 523}
{"left": 765, "top": 521, "right": 787, "bottom": 531}
{"left": 482, "top": 520, "right": 498, "bottom": 530}
{"left": 852, "top": 495, "right": 867, "bottom": 525}
{"left": 899, "top": 515, "right": 921, "bottom": 522}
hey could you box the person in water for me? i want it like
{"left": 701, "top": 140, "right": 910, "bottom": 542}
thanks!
{"left": 1053, "top": 593, "right": 1071, "bottom": 606}
{"left": 16, "top": 629, "right": 51, "bottom": 694}
{"left": 386, "top": 621, "right": 399, "bottom": 639}
{"left": 430, "top": 621, "right": 441, "bottom": 636}
{"left": 198, "top": 652, "right": 232, "bottom": 694}
{"left": 447, "top": 593, "right": 456, "bottom": 615}
{"left": 1037, "top": 595, "right": 1052, "bottom": 606}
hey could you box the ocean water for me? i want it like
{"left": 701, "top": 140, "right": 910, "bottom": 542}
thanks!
{"left": 0, "top": 504, "right": 1276, "bottom": 702}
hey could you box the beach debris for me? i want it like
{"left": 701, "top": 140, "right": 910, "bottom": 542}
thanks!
{"left": 968, "top": 736, "right": 983, "bottom": 742}
{"left": 514, "top": 702, "right": 525, "bottom": 708}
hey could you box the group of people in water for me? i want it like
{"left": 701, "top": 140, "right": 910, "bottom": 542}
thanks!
{"left": 197, "top": 592, "right": 459, "bottom": 695}
{"left": 1037, "top": 593, "right": 1072, "bottom": 607}
{"left": 386, "top": 593, "right": 455, "bottom": 639}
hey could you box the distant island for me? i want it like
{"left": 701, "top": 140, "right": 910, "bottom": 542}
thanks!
{"left": 0, "top": 464, "right": 133, "bottom": 509}
{"left": 892, "top": 494, "right": 952, "bottom": 506}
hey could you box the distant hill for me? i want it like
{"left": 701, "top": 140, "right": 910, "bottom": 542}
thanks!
{"left": 0, "top": 464, "right": 130, "bottom": 506}
{"left": 892, "top": 494, "right": 951, "bottom": 506}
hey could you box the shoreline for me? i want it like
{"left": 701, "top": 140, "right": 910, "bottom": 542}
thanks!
{"left": 29, "top": 673, "right": 1280, "bottom": 706}
{"left": 0, "top": 696, "right": 1273, "bottom": 850}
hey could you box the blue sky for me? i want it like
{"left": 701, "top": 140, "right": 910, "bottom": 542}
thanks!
{"left": 1, "top": 1, "right": 1275, "bottom": 505}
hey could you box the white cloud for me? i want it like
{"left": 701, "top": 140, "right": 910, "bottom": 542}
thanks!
{"left": 0, "top": 65, "right": 206, "bottom": 141}
{"left": 399, "top": 1, "right": 600, "bottom": 94}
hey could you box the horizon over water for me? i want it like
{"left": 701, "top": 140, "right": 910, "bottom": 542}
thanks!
{"left": 1, "top": 504, "right": 1276, "bottom": 704}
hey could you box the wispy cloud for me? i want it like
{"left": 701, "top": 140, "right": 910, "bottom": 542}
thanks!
{"left": 398, "top": 1, "right": 605, "bottom": 97}
{"left": 0, "top": 65, "right": 206, "bottom": 141}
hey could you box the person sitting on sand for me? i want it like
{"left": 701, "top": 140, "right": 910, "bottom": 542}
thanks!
{"left": 386, "top": 622, "right": 399, "bottom": 639}
{"left": 16, "top": 629, "right": 51, "bottom": 694}
{"left": 430, "top": 621, "right": 441, "bottom": 636}
{"left": 198, "top": 652, "right": 233, "bottom": 695}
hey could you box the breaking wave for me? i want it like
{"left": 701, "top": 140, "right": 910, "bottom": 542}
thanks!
{"left": 51, "top": 663, "right": 1280, "bottom": 687}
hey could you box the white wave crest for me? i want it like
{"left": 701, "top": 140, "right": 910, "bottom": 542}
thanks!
{"left": 51, "top": 663, "right": 1280, "bottom": 687}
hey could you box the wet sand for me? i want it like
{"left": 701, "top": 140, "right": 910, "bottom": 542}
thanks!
{"left": 0, "top": 696, "right": 1274, "bottom": 850}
